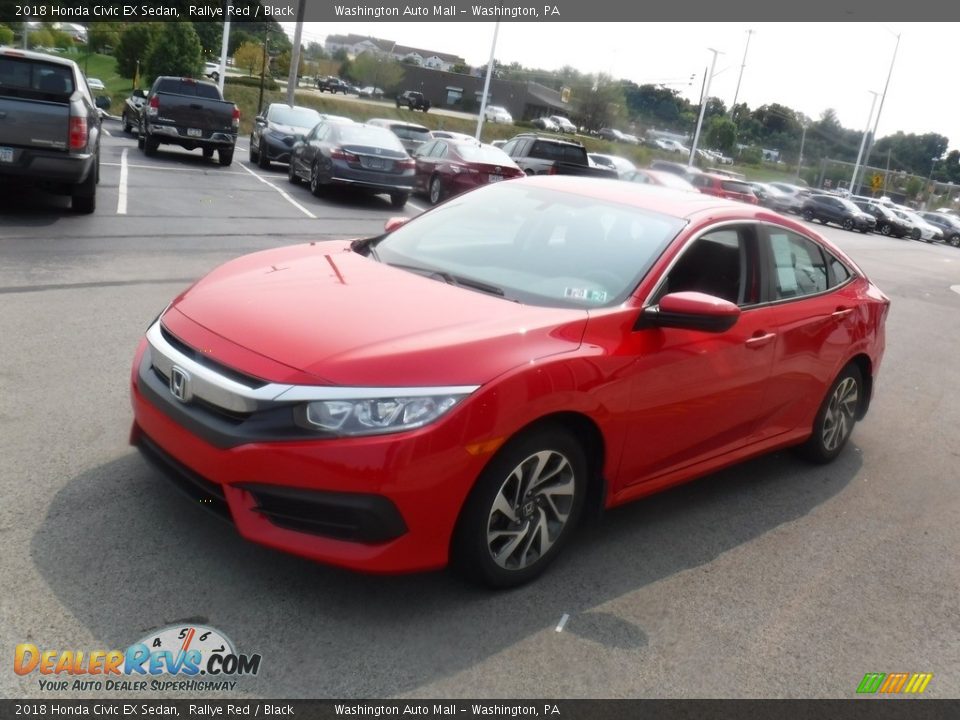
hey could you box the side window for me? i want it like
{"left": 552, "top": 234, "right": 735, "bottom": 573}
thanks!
{"left": 433, "top": 143, "right": 448, "bottom": 159}
{"left": 415, "top": 140, "right": 436, "bottom": 157}
{"left": 655, "top": 225, "right": 758, "bottom": 307}
{"left": 767, "top": 229, "right": 829, "bottom": 299}
{"left": 691, "top": 175, "right": 710, "bottom": 188}
{"left": 501, "top": 139, "right": 518, "bottom": 156}
{"left": 827, "top": 252, "right": 852, "bottom": 285}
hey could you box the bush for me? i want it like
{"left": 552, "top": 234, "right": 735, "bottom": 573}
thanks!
{"left": 225, "top": 75, "right": 278, "bottom": 91}
{"left": 739, "top": 146, "right": 763, "bottom": 165}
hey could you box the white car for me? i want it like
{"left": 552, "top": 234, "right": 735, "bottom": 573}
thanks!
{"left": 893, "top": 206, "right": 943, "bottom": 242}
{"left": 655, "top": 138, "right": 689, "bottom": 154}
{"left": 203, "top": 62, "right": 221, "bottom": 81}
{"left": 484, "top": 105, "right": 513, "bottom": 124}
{"left": 86, "top": 77, "right": 105, "bottom": 91}
{"left": 548, "top": 115, "right": 576, "bottom": 133}
{"left": 531, "top": 117, "right": 559, "bottom": 131}
{"left": 587, "top": 153, "right": 636, "bottom": 179}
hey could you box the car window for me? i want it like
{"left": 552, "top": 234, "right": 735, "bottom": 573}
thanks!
{"left": 767, "top": 229, "right": 830, "bottom": 300}
{"left": 655, "top": 226, "right": 759, "bottom": 307}
{"left": 415, "top": 140, "right": 437, "bottom": 157}
{"left": 501, "top": 139, "right": 518, "bottom": 156}
{"left": 0, "top": 57, "right": 74, "bottom": 100}
{"left": 721, "top": 180, "right": 753, "bottom": 194}
{"left": 433, "top": 142, "right": 448, "bottom": 159}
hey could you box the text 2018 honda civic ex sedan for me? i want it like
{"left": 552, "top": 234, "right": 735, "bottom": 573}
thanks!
{"left": 130, "top": 177, "right": 889, "bottom": 587}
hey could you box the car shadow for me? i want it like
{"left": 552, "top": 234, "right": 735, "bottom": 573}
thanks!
{"left": 31, "top": 445, "right": 859, "bottom": 697}
{"left": 0, "top": 186, "right": 75, "bottom": 223}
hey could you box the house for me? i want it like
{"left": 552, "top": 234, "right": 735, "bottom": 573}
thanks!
{"left": 324, "top": 34, "right": 464, "bottom": 72}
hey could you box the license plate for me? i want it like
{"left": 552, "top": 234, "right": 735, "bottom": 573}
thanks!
{"left": 364, "top": 157, "right": 384, "bottom": 170}
{"left": 0, "top": 147, "right": 13, "bottom": 163}
{"left": 186, "top": 128, "right": 202, "bottom": 138}
{"left": 488, "top": 174, "right": 503, "bottom": 183}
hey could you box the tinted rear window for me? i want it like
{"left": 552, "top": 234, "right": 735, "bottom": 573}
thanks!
{"left": 530, "top": 141, "right": 588, "bottom": 164}
{"left": 0, "top": 57, "right": 74, "bottom": 100}
{"left": 721, "top": 180, "right": 753, "bottom": 193}
{"left": 456, "top": 144, "right": 512, "bottom": 164}
{"left": 390, "top": 125, "right": 432, "bottom": 141}
{"left": 335, "top": 125, "right": 406, "bottom": 152}
{"left": 154, "top": 78, "right": 222, "bottom": 100}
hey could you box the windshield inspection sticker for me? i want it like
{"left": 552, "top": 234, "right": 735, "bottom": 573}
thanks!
{"left": 565, "top": 287, "right": 608, "bottom": 303}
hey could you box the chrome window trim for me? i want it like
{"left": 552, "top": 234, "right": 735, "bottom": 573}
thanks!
{"left": 146, "top": 321, "right": 479, "bottom": 413}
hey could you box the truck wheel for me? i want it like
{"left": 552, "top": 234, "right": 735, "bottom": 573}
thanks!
{"left": 390, "top": 192, "right": 409, "bottom": 209}
{"left": 71, "top": 168, "right": 97, "bottom": 215}
{"left": 143, "top": 135, "right": 159, "bottom": 156}
{"left": 137, "top": 125, "right": 145, "bottom": 150}
{"left": 218, "top": 148, "right": 234, "bottom": 166}
{"left": 122, "top": 112, "right": 133, "bottom": 134}
{"left": 203, "top": 148, "right": 214, "bottom": 159}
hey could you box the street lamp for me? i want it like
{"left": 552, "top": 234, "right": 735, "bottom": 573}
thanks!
{"left": 730, "top": 29, "right": 755, "bottom": 113}
{"left": 925, "top": 156, "right": 940, "bottom": 209}
{"left": 849, "top": 90, "right": 879, "bottom": 196}
{"left": 795, "top": 122, "right": 808, "bottom": 180}
{"left": 688, "top": 48, "right": 723, "bottom": 168}
{"left": 862, "top": 29, "right": 901, "bottom": 175}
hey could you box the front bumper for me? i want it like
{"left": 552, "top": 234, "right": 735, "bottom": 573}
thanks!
{"left": 129, "top": 339, "right": 488, "bottom": 573}
{"left": 259, "top": 134, "right": 295, "bottom": 163}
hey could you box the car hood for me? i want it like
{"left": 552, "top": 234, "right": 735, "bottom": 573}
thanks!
{"left": 166, "top": 242, "right": 589, "bottom": 387}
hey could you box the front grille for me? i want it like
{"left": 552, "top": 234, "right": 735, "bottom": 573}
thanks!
{"left": 137, "top": 433, "right": 232, "bottom": 523}
{"left": 150, "top": 365, "right": 251, "bottom": 425}
{"left": 160, "top": 325, "right": 267, "bottom": 389}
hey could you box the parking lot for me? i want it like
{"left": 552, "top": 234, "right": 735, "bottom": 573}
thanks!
{"left": 2, "top": 122, "right": 959, "bottom": 699}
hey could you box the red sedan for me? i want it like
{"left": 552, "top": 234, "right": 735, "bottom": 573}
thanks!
{"left": 412, "top": 138, "right": 523, "bottom": 205}
{"left": 130, "top": 177, "right": 889, "bottom": 587}
{"left": 691, "top": 172, "right": 760, "bottom": 204}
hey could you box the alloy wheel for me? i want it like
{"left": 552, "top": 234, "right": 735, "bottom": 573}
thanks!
{"left": 429, "top": 176, "right": 442, "bottom": 205}
{"left": 822, "top": 376, "right": 859, "bottom": 453}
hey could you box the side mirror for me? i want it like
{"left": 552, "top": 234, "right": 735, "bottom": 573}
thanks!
{"left": 255, "top": 116, "right": 266, "bottom": 125}
{"left": 133, "top": 89, "right": 145, "bottom": 99}
{"left": 292, "top": 134, "right": 305, "bottom": 145}
{"left": 639, "top": 291, "right": 740, "bottom": 333}
{"left": 384, "top": 216, "right": 409, "bottom": 233}
{"left": 94, "top": 95, "right": 111, "bottom": 110}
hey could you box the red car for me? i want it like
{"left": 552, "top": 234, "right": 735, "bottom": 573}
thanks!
{"left": 691, "top": 172, "right": 759, "bottom": 204}
{"left": 130, "top": 177, "right": 889, "bottom": 587}
{"left": 624, "top": 168, "right": 698, "bottom": 192}
{"left": 412, "top": 138, "right": 523, "bottom": 205}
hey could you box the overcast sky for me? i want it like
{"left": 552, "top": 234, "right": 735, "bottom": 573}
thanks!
{"left": 285, "top": 22, "right": 958, "bottom": 153}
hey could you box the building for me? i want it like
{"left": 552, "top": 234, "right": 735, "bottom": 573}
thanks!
{"left": 324, "top": 34, "right": 464, "bottom": 72}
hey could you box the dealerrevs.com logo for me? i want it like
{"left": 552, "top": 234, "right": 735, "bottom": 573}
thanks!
{"left": 14, "top": 625, "right": 262, "bottom": 692}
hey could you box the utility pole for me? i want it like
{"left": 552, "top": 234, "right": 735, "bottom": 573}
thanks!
{"left": 257, "top": 27, "right": 269, "bottom": 116}
{"left": 795, "top": 123, "right": 807, "bottom": 180}
{"left": 730, "top": 29, "right": 754, "bottom": 113}
{"left": 217, "top": 1, "right": 230, "bottom": 96}
{"left": 850, "top": 90, "right": 879, "bottom": 197}
{"left": 285, "top": 0, "right": 306, "bottom": 106}
{"left": 862, "top": 30, "right": 901, "bottom": 177}
{"left": 475, "top": 22, "right": 500, "bottom": 141}
{"left": 688, "top": 48, "right": 721, "bottom": 168}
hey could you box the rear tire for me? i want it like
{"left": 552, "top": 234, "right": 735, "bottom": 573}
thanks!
{"left": 218, "top": 148, "right": 233, "bottom": 166}
{"left": 122, "top": 112, "right": 133, "bottom": 134}
{"left": 71, "top": 166, "right": 97, "bottom": 214}
{"left": 143, "top": 134, "right": 158, "bottom": 156}
{"left": 797, "top": 364, "right": 863, "bottom": 464}
{"left": 390, "top": 192, "right": 409, "bottom": 209}
{"left": 428, "top": 175, "right": 443, "bottom": 205}
{"left": 452, "top": 426, "right": 587, "bottom": 588}
{"left": 202, "top": 147, "right": 214, "bottom": 159}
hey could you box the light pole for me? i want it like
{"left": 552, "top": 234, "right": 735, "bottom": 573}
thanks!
{"left": 849, "top": 90, "right": 879, "bottom": 196}
{"left": 688, "top": 48, "right": 722, "bottom": 168}
{"left": 925, "top": 156, "right": 940, "bottom": 209}
{"left": 862, "top": 29, "right": 901, "bottom": 175}
{"left": 730, "top": 29, "right": 754, "bottom": 113}
{"left": 795, "top": 122, "right": 807, "bottom": 180}
{"left": 475, "top": 22, "right": 501, "bottom": 141}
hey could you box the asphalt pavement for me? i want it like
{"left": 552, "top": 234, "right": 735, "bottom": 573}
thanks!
{"left": 1, "top": 123, "right": 958, "bottom": 700}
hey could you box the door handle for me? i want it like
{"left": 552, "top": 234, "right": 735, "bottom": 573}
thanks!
{"left": 745, "top": 332, "right": 776, "bottom": 349}
{"left": 832, "top": 307, "right": 854, "bottom": 319}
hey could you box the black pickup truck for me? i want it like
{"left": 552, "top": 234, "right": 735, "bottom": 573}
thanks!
{"left": 0, "top": 47, "right": 101, "bottom": 213}
{"left": 500, "top": 133, "right": 617, "bottom": 178}
{"left": 396, "top": 90, "right": 430, "bottom": 112}
{"left": 138, "top": 76, "right": 238, "bottom": 165}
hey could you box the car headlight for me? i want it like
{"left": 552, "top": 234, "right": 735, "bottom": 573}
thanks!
{"left": 301, "top": 393, "right": 468, "bottom": 436}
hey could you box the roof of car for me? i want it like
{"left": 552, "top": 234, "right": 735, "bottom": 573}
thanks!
{"left": 367, "top": 118, "right": 430, "bottom": 131}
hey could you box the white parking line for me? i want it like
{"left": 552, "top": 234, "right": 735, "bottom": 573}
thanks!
{"left": 102, "top": 162, "right": 245, "bottom": 175}
{"left": 116, "top": 148, "right": 128, "bottom": 215}
{"left": 237, "top": 162, "right": 317, "bottom": 219}
{"left": 555, "top": 613, "right": 570, "bottom": 632}
{"left": 407, "top": 200, "right": 427, "bottom": 213}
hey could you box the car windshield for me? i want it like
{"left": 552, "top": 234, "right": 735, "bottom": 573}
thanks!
{"left": 372, "top": 183, "right": 686, "bottom": 308}
{"left": 268, "top": 105, "right": 322, "bottom": 128}
{"left": 838, "top": 198, "right": 862, "bottom": 212}
{"left": 455, "top": 144, "right": 512, "bottom": 164}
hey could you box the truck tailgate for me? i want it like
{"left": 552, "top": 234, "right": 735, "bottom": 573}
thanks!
{"left": 0, "top": 97, "right": 70, "bottom": 154}
{"left": 153, "top": 93, "right": 234, "bottom": 134}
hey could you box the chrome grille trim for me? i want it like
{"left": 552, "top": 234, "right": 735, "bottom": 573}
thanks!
{"left": 145, "top": 321, "right": 480, "bottom": 412}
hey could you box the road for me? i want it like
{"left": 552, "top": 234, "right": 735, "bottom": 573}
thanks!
{"left": 1, "top": 123, "right": 958, "bottom": 700}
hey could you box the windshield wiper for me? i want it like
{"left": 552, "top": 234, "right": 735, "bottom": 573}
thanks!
{"left": 386, "top": 263, "right": 506, "bottom": 297}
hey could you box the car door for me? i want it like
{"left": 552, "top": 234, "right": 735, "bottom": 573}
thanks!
{"left": 753, "top": 224, "right": 861, "bottom": 439}
{"left": 618, "top": 222, "right": 780, "bottom": 485}
{"left": 412, "top": 140, "right": 438, "bottom": 194}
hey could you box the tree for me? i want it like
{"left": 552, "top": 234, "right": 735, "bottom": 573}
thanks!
{"left": 275, "top": 50, "right": 304, "bottom": 78}
{"left": 191, "top": 22, "right": 224, "bottom": 57}
{"left": 233, "top": 41, "right": 265, "bottom": 77}
{"left": 114, "top": 24, "right": 161, "bottom": 78}
{"left": 0, "top": 25, "right": 14, "bottom": 46}
{"left": 144, "top": 22, "right": 203, "bottom": 80}
{"left": 451, "top": 62, "right": 470, "bottom": 74}
{"left": 87, "top": 22, "right": 121, "bottom": 53}
{"left": 347, "top": 52, "right": 405, "bottom": 92}
{"left": 27, "top": 27, "right": 54, "bottom": 49}
{"left": 573, "top": 73, "right": 627, "bottom": 131}
{"left": 705, "top": 116, "right": 737, "bottom": 154}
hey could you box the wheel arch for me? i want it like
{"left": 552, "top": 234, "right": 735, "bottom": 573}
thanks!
{"left": 847, "top": 353, "right": 873, "bottom": 420}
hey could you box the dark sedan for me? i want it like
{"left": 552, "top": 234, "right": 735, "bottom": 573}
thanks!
{"left": 288, "top": 121, "right": 415, "bottom": 208}
{"left": 250, "top": 103, "right": 324, "bottom": 168}
{"left": 413, "top": 139, "right": 523, "bottom": 205}
{"left": 854, "top": 200, "right": 910, "bottom": 238}
{"left": 802, "top": 194, "right": 876, "bottom": 233}
{"left": 919, "top": 211, "right": 960, "bottom": 247}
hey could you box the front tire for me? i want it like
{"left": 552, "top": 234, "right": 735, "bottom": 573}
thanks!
{"left": 912, "top": 229, "right": 921, "bottom": 241}
{"left": 842, "top": 218, "right": 854, "bottom": 231}
{"left": 949, "top": 234, "right": 960, "bottom": 248}
{"left": 797, "top": 364, "right": 863, "bottom": 464}
{"left": 257, "top": 144, "right": 270, "bottom": 169}
{"left": 452, "top": 426, "right": 587, "bottom": 588}
{"left": 881, "top": 224, "right": 892, "bottom": 236}
{"left": 288, "top": 159, "right": 300, "bottom": 185}
{"left": 802, "top": 209, "right": 814, "bottom": 221}
{"left": 310, "top": 160, "right": 324, "bottom": 196}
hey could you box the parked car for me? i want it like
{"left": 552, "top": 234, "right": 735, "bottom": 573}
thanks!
{"left": 802, "top": 194, "right": 876, "bottom": 232}
{"left": 396, "top": 90, "right": 430, "bottom": 112}
{"left": 249, "top": 103, "right": 324, "bottom": 168}
{"left": 86, "top": 77, "right": 105, "bottom": 91}
{"left": 547, "top": 115, "right": 576, "bottom": 133}
{"left": 288, "top": 121, "right": 414, "bottom": 208}
{"left": 431, "top": 130, "right": 476, "bottom": 141}
{"left": 621, "top": 133, "right": 641, "bottom": 146}
{"left": 892, "top": 206, "right": 942, "bottom": 242}
{"left": 500, "top": 133, "right": 617, "bottom": 178}
{"left": 852, "top": 200, "right": 909, "bottom": 238}
{"left": 919, "top": 211, "right": 960, "bottom": 246}
{"left": 649, "top": 160, "right": 702, "bottom": 184}
{"left": 0, "top": 47, "right": 101, "bottom": 213}
{"left": 484, "top": 105, "right": 513, "bottom": 124}
{"left": 203, "top": 62, "right": 221, "bottom": 82}
{"left": 768, "top": 182, "right": 811, "bottom": 214}
{"left": 623, "top": 169, "right": 698, "bottom": 193}
{"left": 598, "top": 128, "right": 624, "bottom": 142}
{"left": 530, "top": 116, "right": 559, "bottom": 131}
{"left": 749, "top": 182, "right": 793, "bottom": 212}
{"left": 587, "top": 153, "right": 636, "bottom": 179}
{"left": 367, "top": 118, "right": 433, "bottom": 154}
{"left": 690, "top": 173, "right": 759, "bottom": 205}
{"left": 316, "top": 76, "right": 352, "bottom": 94}
{"left": 139, "top": 76, "right": 239, "bottom": 166}
{"left": 121, "top": 88, "right": 148, "bottom": 134}
{"left": 655, "top": 138, "right": 689, "bottom": 154}
{"left": 130, "top": 176, "right": 890, "bottom": 587}
{"left": 413, "top": 138, "right": 523, "bottom": 205}
{"left": 357, "top": 86, "right": 384, "bottom": 99}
